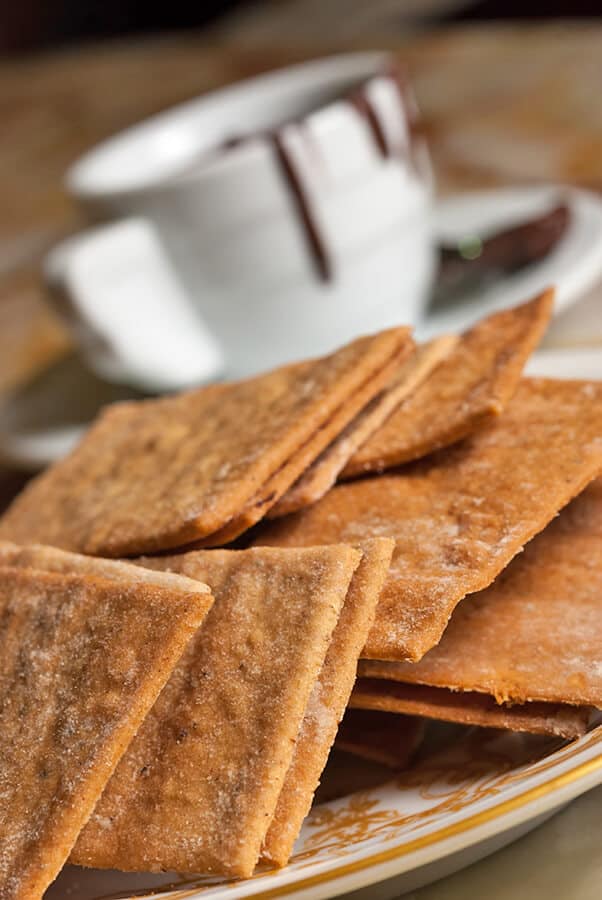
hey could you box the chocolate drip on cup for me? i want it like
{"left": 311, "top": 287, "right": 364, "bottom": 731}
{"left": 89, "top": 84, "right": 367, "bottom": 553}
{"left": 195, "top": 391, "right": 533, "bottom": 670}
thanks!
{"left": 184, "top": 65, "right": 424, "bottom": 285}
{"left": 348, "top": 88, "right": 391, "bottom": 158}
{"left": 271, "top": 130, "right": 332, "bottom": 283}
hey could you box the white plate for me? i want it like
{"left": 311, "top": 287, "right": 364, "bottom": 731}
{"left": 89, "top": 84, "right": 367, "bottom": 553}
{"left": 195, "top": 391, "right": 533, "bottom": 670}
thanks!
{"left": 47, "top": 723, "right": 602, "bottom": 900}
{"left": 418, "top": 185, "right": 602, "bottom": 339}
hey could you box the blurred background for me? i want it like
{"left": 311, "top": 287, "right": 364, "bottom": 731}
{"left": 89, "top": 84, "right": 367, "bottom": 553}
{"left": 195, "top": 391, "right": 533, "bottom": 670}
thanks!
{"left": 1, "top": 2, "right": 601, "bottom": 502}
{"left": 1, "top": 0, "right": 601, "bottom": 54}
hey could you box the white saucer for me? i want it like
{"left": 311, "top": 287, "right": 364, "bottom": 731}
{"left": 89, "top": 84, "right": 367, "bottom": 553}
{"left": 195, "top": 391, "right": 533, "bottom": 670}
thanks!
{"left": 418, "top": 185, "right": 602, "bottom": 339}
{"left": 0, "top": 354, "right": 140, "bottom": 471}
{"left": 3, "top": 184, "right": 602, "bottom": 472}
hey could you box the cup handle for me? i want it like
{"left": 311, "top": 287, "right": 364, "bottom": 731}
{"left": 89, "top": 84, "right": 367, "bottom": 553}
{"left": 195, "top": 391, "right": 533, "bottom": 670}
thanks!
{"left": 43, "top": 217, "right": 223, "bottom": 392}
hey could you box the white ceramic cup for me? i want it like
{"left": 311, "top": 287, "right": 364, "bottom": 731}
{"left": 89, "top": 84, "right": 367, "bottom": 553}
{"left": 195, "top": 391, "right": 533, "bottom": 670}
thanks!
{"left": 46, "top": 52, "right": 435, "bottom": 390}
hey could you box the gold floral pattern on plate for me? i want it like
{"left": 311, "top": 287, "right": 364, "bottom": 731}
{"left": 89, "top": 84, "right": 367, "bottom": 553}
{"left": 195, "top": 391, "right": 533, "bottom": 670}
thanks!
{"left": 50, "top": 722, "right": 602, "bottom": 900}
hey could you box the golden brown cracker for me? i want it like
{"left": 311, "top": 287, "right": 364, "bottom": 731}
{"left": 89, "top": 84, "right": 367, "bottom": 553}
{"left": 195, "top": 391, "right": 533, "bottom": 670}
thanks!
{"left": 335, "top": 709, "right": 425, "bottom": 769}
{"left": 359, "top": 478, "right": 602, "bottom": 709}
{"left": 192, "top": 340, "right": 412, "bottom": 546}
{"left": 350, "top": 680, "right": 589, "bottom": 739}
{"left": 0, "top": 566, "right": 211, "bottom": 900}
{"left": 0, "top": 540, "right": 212, "bottom": 599}
{"left": 344, "top": 291, "right": 553, "bottom": 477}
{"left": 0, "top": 328, "right": 411, "bottom": 556}
{"left": 269, "top": 336, "right": 455, "bottom": 518}
{"left": 257, "top": 379, "right": 602, "bottom": 661}
{"left": 71, "top": 545, "right": 361, "bottom": 878}
{"left": 261, "top": 538, "right": 394, "bottom": 866}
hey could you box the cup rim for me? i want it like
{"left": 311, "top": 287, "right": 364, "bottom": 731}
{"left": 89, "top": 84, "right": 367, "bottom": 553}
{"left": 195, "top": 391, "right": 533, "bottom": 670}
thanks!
{"left": 66, "top": 51, "right": 394, "bottom": 202}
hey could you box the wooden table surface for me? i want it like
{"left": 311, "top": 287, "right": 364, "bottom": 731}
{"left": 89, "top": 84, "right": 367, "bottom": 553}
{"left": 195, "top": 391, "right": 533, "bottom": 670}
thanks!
{"left": 0, "top": 22, "right": 601, "bottom": 897}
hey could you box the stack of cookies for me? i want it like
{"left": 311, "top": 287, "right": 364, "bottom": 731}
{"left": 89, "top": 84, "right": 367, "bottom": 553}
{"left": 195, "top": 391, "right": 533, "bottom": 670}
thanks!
{"left": 2, "top": 288, "right": 601, "bottom": 898}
